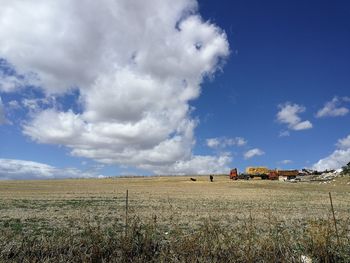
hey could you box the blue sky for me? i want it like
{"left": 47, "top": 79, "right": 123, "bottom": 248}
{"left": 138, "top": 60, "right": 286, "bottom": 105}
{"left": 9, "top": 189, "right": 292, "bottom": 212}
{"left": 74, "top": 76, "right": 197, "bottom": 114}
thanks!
{"left": 0, "top": 0, "right": 349, "bottom": 179}
{"left": 195, "top": 0, "right": 350, "bottom": 169}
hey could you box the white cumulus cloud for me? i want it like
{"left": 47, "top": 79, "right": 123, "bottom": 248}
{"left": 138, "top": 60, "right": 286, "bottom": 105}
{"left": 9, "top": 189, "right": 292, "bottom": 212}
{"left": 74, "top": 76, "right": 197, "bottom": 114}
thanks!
{"left": 244, "top": 148, "right": 265, "bottom": 159}
{"left": 316, "top": 97, "right": 349, "bottom": 118}
{"left": 336, "top": 134, "right": 350, "bottom": 149}
{"left": 279, "top": 159, "right": 292, "bottom": 165}
{"left": 279, "top": 130, "right": 290, "bottom": 137}
{"left": 8, "top": 100, "right": 20, "bottom": 109}
{"left": 206, "top": 136, "right": 247, "bottom": 148}
{"left": 292, "top": 120, "right": 313, "bottom": 131}
{"left": 276, "top": 103, "right": 313, "bottom": 131}
{"left": 206, "top": 138, "right": 220, "bottom": 148}
{"left": 0, "top": 59, "right": 33, "bottom": 92}
{"left": 313, "top": 134, "right": 350, "bottom": 170}
{"left": 0, "top": 159, "right": 97, "bottom": 180}
{"left": 152, "top": 153, "right": 232, "bottom": 175}
{"left": 0, "top": 0, "right": 230, "bottom": 175}
{"left": 312, "top": 149, "right": 350, "bottom": 171}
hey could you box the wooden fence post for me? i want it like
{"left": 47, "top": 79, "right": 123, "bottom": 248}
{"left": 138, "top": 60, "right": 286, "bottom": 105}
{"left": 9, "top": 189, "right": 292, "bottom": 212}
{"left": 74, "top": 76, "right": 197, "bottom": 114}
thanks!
{"left": 125, "top": 189, "right": 129, "bottom": 236}
{"left": 329, "top": 192, "right": 340, "bottom": 246}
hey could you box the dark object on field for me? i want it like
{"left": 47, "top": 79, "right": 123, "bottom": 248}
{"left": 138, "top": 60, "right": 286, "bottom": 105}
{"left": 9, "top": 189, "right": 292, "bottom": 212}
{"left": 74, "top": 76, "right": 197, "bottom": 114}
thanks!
{"left": 209, "top": 175, "right": 213, "bottom": 182}
{"left": 341, "top": 161, "right": 350, "bottom": 175}
{"left": 190, "top": 178, "right": 197, "bottom": 181}
{"left": 229, "top": 168, "right": 238, "bottom": 179}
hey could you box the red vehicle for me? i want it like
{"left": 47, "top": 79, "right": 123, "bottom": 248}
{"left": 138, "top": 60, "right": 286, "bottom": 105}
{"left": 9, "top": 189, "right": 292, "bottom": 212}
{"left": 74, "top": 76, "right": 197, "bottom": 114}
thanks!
{"left": 229, "top": 168, "right": 250, "bottom": 180}
{"left": 229, "top": 168, "right": 238, "bottom": 179}
{"left": 267, "top": 170, "right": 279, "bottom": 180}
{"left": 277, "top": 170, "right": 299, "bottom": 180}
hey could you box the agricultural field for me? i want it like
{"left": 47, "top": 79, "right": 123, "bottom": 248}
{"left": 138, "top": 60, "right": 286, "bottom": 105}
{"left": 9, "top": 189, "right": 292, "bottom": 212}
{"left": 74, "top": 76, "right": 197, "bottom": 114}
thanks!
{"left": 0, "top": 175, "right": 350, "bottom": 262}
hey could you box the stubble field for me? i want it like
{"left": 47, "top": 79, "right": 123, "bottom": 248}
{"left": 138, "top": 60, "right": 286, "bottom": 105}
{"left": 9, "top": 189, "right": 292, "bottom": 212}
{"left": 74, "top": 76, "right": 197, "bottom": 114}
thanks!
{"left": 0, "top": 175, "right": 349, "bottom": 262}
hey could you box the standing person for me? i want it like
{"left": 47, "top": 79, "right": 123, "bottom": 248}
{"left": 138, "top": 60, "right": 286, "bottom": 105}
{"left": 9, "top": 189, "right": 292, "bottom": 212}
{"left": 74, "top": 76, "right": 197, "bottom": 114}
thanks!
{"left": 209, "top": 175, "right": 213, "bottom": 182}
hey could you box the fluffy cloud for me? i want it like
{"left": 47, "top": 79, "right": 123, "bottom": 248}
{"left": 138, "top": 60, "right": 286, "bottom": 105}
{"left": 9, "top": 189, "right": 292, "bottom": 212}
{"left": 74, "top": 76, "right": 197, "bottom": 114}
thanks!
{"left": 316, "top": 97, "right": 349, "bottom": 118}
{"left": 0, "top": 1, "right": 228, "bottom": 94}
{"left": 0, "top": 59, "right": 37, "bottom": 93}
{"left": 0, "top": 159, "right": 97, "bottom": 180}
{"left": 313, "top": 134, "right": 350, "bottom": 170}
{"left": 8, "top": 100, "right": 20, "bottom": 109}
{"left": 0, "top": 97, "right": 7, "bottom": 124}
{"left": 151, "top": 153, "right": 232, "bottom": 175}
{"left": 206, "top": 136, "right": 247, "bottom": 148}
{"left": 244, "top": 148, "right": 264, "bottom": 159}
{"left": 279, "top": 159, "right": 292, "bottom": 164}
{"left": 277, "top": 103, "right": 312, "bottom": 131}
{"left": 279, "top": 130, "right": 290, "bottom": 137}
{"left": 0, "top": 0, "right": 230, "bottom": 175}
{"left": 292, "top": 121, "right": 313, "bottom": 130}
{"left": 206, "top": 138, "right": 220, "bottom": 148}
{"left": 312, "top": 149, "right": 350, "bottom": 171}
{"left": 337, "top": 134, "right": 350, "bottom": 149}
{"left": 0, "top": 74, "right": 24, "bottom": 93}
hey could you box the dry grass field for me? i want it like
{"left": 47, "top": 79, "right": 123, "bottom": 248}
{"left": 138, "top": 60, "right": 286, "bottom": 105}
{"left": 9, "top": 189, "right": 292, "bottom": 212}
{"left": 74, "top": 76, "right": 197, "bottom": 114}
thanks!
{"left": 0, "top": 175, "right": 349, "bottom": 262}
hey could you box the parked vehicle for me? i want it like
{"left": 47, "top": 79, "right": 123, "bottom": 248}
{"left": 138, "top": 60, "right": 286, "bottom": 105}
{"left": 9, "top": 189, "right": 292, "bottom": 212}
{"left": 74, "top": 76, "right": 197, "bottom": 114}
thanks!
{"left": 230, "top": 169, "right": 250, "bottom": 180}
{"left": 276, "top": 170, "right": 299, "bottom": 180}
{"left": 229, "top": 167, "right": 278, "bottom": 180}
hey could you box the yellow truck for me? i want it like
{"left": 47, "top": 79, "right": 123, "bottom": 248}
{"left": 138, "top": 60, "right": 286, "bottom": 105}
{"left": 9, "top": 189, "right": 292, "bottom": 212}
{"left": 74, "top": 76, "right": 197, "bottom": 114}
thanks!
{"left": 245, "top": 167, "right": 276, "bottom": 180}
{"left": 230, "top": 167, "right": 278, "bottom": 180}
{"left": 245, "top": 167, "right": 269, "bottom": 175}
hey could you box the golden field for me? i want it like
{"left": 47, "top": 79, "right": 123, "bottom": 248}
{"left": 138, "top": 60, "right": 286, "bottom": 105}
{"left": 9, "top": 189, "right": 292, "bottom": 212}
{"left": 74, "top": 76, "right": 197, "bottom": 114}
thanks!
{"left": 1, "top": 175, "right": 349, "bottom": 223}
{"left": 0, "top": 175, "right": 349, "bottom": 262}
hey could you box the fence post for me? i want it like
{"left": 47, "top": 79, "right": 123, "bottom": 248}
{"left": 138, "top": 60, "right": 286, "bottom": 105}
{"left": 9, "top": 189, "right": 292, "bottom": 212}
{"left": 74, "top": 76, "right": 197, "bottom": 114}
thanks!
{"left": 125, "top": 189, "right": 129, "bottom": 236}
{"left": 329, "top": 192, "right": 340, "bottom": 246}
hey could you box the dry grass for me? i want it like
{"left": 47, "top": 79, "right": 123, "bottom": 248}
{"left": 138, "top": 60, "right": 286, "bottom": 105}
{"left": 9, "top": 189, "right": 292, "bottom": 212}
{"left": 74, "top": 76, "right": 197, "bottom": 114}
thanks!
{"left": 0, "top": 175, "right": 349, "bottom": 262}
